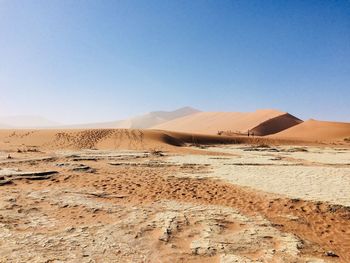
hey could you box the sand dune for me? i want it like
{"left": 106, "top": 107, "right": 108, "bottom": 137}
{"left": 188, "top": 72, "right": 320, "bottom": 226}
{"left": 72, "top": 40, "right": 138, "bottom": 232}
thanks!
{"left": 271, "top": 119, "right": 350, "bottom": 142}
{"left": 250, "top": 113, "right": 302, "bottom": 136}
{"left": 151, "top": 109, "right": 302, "bottom": 136}
{"left": 0, "top": 129, "right": 261, "bottom": 152}
{"left": 59, "top": 107, "right": 200, "bottom": 129}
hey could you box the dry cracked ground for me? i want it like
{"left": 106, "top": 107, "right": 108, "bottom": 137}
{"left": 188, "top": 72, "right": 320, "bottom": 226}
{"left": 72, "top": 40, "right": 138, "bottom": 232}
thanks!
{"left": 0, "top": 146, "right": 350, "bottom": 262}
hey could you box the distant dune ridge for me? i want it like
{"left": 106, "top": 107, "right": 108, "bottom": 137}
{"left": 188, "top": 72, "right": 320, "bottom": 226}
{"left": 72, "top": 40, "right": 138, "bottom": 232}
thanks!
{"left": 271, "top": 119, "right": 350, "bottom": 141}
{"left": 54, "top": 107, "right": 200, "bottom": 129}
{"left": 128, "top": 106, "right": 200, "bottom": 128}
{"left": 151, "top": 109, "right": 302, "bottom": 136}
{"left": 1, "top": 107, "right": 349, "bottom": 143}
{"left": 0, "top": 115, "right": 60, "bottom": 128}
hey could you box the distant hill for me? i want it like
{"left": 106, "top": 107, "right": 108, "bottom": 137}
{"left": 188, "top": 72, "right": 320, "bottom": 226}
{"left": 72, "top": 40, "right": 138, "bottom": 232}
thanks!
{"left": 271, "top": 119, "right": 350, "bottom": 142}
{"left": 151, "top": 109, "right": 302, "bottom": 136}
{"left": 0, "top": 115, "right": 60, "bottom": 128}
{"left": 0, "top": 123, "right": 11, "bottom": 129}
{"left": 59, "top": 107, "right": 200, "bottom": 129}
{"left": 129, "top": 106, "right": 200, "bottom": 128}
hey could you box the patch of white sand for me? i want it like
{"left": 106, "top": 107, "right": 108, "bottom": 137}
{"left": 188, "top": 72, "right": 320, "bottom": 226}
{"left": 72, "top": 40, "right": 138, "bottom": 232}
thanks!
{"left": 279, "top": 149, "right": 350, "bottom": 165}
{"left": 169, "top": 147, "right": 350, "bottom": 206}
{"left": 207, "top": 145, "right": 350, "bottom": 165}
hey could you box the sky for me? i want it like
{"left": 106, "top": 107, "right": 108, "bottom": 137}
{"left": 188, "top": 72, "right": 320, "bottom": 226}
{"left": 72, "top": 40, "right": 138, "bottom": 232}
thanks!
{"left": 0, "top": 0, "right": 349, "bottom": 124}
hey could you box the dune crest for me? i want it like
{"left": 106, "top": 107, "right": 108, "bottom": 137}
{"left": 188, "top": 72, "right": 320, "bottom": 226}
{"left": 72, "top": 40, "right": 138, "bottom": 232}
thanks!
{"left": 250, "top": 113, "right": 303, "bottom": 136}
{"left": 151, "top": 109, "right": 301, "bottom": 136}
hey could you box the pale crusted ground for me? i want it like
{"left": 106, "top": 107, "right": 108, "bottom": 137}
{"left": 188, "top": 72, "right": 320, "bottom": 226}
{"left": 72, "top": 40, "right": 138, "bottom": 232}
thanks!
{"left": 0, "top": 146, "right": 349, "bottom": 262}
{"left": 169, "top": 146, "right": 350, "bottom": 206}
{"left": 0, "top": 190, "right": 306, "bottom": 263}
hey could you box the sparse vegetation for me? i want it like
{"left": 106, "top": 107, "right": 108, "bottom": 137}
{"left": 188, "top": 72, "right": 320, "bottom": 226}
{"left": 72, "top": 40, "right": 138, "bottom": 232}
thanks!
{"left": 217, "top": 130, "right": 246, "bottom": 137}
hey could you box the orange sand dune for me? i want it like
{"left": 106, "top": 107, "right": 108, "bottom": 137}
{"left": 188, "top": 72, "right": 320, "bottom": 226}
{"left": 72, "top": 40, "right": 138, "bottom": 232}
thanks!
{"left": 271, "top": 119, "right": 350, "bottom": 142}
{"left": 151, "top": 109, "right": 301, "bottom": 136}
{"left": 0, "top": 129, "right": 263, "bottom": 152}
{"left": 250, "top": 113, "right": 302, "bottom": 136}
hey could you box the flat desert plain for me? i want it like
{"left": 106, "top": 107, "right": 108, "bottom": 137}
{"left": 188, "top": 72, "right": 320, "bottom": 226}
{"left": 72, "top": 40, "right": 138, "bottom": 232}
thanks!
{"left": 0, "top": 129, "right": 350, "bottom": 262}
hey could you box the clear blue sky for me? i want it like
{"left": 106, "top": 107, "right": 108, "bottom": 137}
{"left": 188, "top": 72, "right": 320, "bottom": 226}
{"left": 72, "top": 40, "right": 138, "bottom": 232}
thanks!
{"left": 1, "top": 0, "right": 349, "bottom": 123}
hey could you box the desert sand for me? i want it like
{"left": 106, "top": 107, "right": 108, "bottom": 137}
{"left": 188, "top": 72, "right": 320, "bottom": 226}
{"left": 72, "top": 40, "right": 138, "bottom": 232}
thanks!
{"left": 271, "top": 119, "right": 350, "bottom": 143}
{"left": 151, "top": 109, "right": 302, "bottom": 136}
{"left": 0, "top": 128, "right": 350, "bottom": 262}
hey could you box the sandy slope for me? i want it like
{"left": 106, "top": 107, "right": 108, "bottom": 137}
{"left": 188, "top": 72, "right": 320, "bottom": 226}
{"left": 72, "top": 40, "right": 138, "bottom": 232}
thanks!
{"left": 151, "top": 109, "right": 301, "bottom": 136}
{"left": 251, "top": 113, "right": 302, "bottom": 136}
{"left": 271, "top": 119, "right": 350, "bottom": 142}
{"left": 0, "top": 129, "right": 266, "bottom": 153}
{"left": 0, "top": 128, "right": 335, "bottom": 157}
